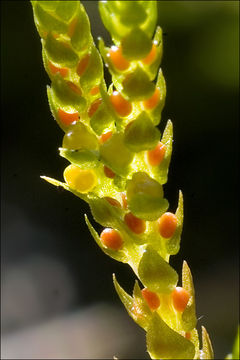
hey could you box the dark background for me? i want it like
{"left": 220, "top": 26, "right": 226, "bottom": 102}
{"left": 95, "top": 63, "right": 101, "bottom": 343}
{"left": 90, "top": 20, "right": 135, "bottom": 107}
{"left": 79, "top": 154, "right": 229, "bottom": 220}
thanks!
{"left": 1, "top": 1, "right": 239, "bottom": 359}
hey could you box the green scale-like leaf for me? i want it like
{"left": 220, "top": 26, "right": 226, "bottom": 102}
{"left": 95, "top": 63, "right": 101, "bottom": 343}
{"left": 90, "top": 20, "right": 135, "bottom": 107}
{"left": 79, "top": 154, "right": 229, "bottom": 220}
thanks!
{"left": 126, "top": 172, "right": 169, "bottom": 221}
{"left": 146, "top": 312, "right": 195, "bottom": 360}
{"left": 138, "top": 245, "right": 178, "bottom": 293}
{"left": 165, "top": 191, "right": 184, "bottom": 255}
{"left": 124, "top": 112, "right": 160, "bottom": 152}
{"left": 100, "top": 132, "right": 134, "bottom": 176}
{"left": 182, "top": 261, "right": 197, "bottom": 332}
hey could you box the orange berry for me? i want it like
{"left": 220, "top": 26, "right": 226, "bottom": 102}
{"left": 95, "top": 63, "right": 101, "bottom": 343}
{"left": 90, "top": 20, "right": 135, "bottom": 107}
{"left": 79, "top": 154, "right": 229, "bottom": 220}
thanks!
{"left": 158, "top": 212, "right": 178, "bottom": 238}
{"left": 142, "top": 43, "right": 157, "bottom": 65}
{"left": 90, "top": 85, "right": 100, "bottom": 95}
{"left": 88, "top": 98, "right": 102, "bottom": 117}
{"left": 68, "top": 16, "right": 78, "bottom": 38}
{"left": 185, "top": 332, "right": 191, "bottom": 340}
{"left": 110, "top": 91, "right": 132, "bottom": 117}
{"left": 77, "top": 53, "right": 90, "bottom": 76}
{"left": 104, "top": 197, "right": 121, "bottom": 208}
{"left": 103, "top": 165, "right": 115, "bottom": 179}
{"left": 143, "top": 87, "right": 160, "bottom": 110}
{"left": 66, "top": 81, "right": 82, "bottom": 95}
{"left": 121, "top": 192, "right": 128, "bottom": 209}
{"left": 141, "top": 288, "right": 160, "bottom": 310}
{"left": 48, "top": 61, "right": 69, "bottom": 77}
{"left": 147, "top": 142, "right": 166, "bottom": 166}
{"left": 99, "top": 131, "right": 112, "bottom": 144}
{"left": 172, "top": 287, "right": 190, "bottom": 312}
{"left": 100, "top": 228, "right": 123, "bottom": 250}
{"left": 124, "top": 213, "right": 146, "bottom": 234}
{"left": 108, "top": 45, "right": 130, "bottom": 71}
{"left": 58, "top": 108, "right": 79, "bottom": 126}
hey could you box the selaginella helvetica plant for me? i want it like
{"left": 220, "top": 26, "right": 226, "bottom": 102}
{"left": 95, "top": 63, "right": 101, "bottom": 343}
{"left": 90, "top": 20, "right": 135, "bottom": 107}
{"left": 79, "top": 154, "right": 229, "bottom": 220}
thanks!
{"left": 31, "top": 1, "right": 214, "bottom": 359}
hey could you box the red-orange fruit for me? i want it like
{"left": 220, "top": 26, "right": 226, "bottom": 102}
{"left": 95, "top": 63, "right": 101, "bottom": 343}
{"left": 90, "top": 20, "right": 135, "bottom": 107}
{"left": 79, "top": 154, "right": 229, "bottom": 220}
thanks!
{"left": 108, "top": 45, "right": 130, "bottom": 71}
{"left": 76, "top": 53, "right": 90, "bottom": 76}
{"left": 58, "top": 108, "right": 79, "bottom": 126}
{"left": 48, "top": 61, "right": 69, "bottom": 77}
{"left": 141, "top": 288, "right": 160, "bottom": 310}
{"left": 110, "top": 91, "right": 132, "bottom": 117}
{"left": 142, "top": 43, "right": 157, "bottom": 65}
{"left": 104, "top": 197, "right": 121, "bottom": 208}
{"left": 100, "top": 228, "right": 123, "bottom": 250}
{"left": 68, "top": 17, "right": 78, "bottom": 38}
{"left": 185, "top": 332, "right": 191, "bottom": 340}
{"left": 66, "top": 81, "right": 82, "bottom": 95}
{"left": 158, "top": 212, "right": 178, "bottom": 238}
{"left": 172, "top": 287, "right": 190, "bottom": 312}
{"left": 147, "top": 142, "right": 166, "bottom": 166}
{"left": 143, "top": 87, "right": 160, "bottom": 110}
{"left": 90, "top": 85, "right": 100, "bottom": 95}
{"left": 124, "top": 212, "right": 146, "bottom": 234}
{"left": 103, "top": 165, "right": 115, "bottom": 179}
{"left": 88, "top": 98, "right": 102, "bottom": 117}
{"left": 99, "top": 131, "right": 113, "bottom": 144}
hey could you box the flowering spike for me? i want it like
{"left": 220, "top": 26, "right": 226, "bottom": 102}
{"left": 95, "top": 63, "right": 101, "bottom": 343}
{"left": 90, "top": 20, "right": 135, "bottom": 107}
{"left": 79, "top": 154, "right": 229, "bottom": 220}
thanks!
{"left": 32, "top": 1, "right": 214, "bottom": 359}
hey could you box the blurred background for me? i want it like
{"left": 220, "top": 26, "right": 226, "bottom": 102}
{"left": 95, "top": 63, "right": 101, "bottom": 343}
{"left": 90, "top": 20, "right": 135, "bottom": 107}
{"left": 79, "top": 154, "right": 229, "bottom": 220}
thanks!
{"left": 1, "top": 1, "right": 239, "bottom": 359}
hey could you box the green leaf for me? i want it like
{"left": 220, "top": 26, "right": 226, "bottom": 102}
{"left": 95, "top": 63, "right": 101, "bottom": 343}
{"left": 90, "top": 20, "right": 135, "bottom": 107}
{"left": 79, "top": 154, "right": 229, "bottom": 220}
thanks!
{"left": 118, "top": 3, "right": 147, "bottom": 27}
{"left": 138, "top": 245, "right": 178, "bottom": 293}
{"left": 140, "top": 1, "right": 158, "bottom": 38}
{"left": 150, "top": 119, "right": 173, "bottom": 185}
{"left": 124, "top": 112, "right": 160, "bottom": 152}
{"left": 80, "top": 46, "right": 104, "bottom": 91}
{"left": 147, "top": 312, "right": 195, "bottom": 359}
{"left": 62, "top": 122, "right": 99, "bottom": 151}
{"left": 88, "top": 197, "right": 123, "bottom": 228}
{"left": 85, "top": 215, "right": 126, "bottom": 262}
{"left": 201, "top": 326, "right": 214, "bottom": 360}
{"left": 127, "top": 172, "right": 168, "bottom": 221}
{"left": 182, "top": 261, "right": 197, "bottom": 332}
{"left": 122, "top": 67, "right": 155, "bottom": 101}
{"left": 165, "top": 191, "right": 184, "bottom": 255}
{"left": 36, "top": 1, "right": 59, "bottom": 12}
{"left": 90, "top": 104, "right": 114, "bottom": 135}
{"left": 34, "top": 3, "right": 68, "bottom": 35}
{"left": 121, "top": 28, "right": 152, "bottom": 60}
{"left": 40, "top": 175, "right": 87, "bottom": 202}
{"left": 51, "top": 75, "right": 86, "bottom": 112}
{"left": 132, "top": 280, "right": 152, "bottom": 330}
{"left": 70, "top": 4, "right": 91, "bottom": 52}
{"left": 100, "top": 133, "right": 134, "bottom": 176}
{"left": 47, "top": 85, "right": 65, "bottom": 131}
{"left": 151, "top": 68, "right": 167, "bottom": 125}
{"left": 45, "top": 33, "right": 79, "bottom": 67}
{"left": 55, "top": 1, "right": 78, "bottom": 22}
{"left": 59, "top": 148, "right": 99, "bottom": 169}
{"left": 113, "top": 274, "right": 136, "bottom": 320}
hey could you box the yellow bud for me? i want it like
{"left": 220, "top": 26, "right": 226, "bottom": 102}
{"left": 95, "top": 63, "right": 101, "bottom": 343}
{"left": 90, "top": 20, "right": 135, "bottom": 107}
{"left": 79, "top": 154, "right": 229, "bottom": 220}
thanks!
{"left": 64, "top": 165, "right": 97, "bottom": 193}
